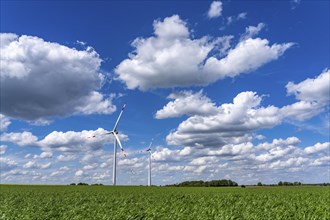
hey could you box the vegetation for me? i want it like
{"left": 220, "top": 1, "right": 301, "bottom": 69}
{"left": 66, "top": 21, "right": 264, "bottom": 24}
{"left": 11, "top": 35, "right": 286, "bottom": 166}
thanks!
{"left": 77, "top": 182, "right": 89, "bottom": 186}
{"left": 1, "top": 185, "right": 329, "bottom": 219}
{"left": 278, "top": 181, "right": 301, "bottom": 186}
{"left": 167, "top": 179, "right": 238, "bottom": 187}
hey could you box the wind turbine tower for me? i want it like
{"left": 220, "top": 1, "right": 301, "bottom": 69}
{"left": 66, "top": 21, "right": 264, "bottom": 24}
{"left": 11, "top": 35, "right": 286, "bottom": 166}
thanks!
{"left": 145, "top": 140, "right": 153, "bottom": 186}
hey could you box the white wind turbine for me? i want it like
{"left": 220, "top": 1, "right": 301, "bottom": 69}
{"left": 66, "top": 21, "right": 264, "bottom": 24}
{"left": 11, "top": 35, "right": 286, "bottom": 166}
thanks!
{"left": 89, "top": 103, "right": 127, "bottom": 186}
{"left": 144, "top": 139, "right": 153, "bottom": 186}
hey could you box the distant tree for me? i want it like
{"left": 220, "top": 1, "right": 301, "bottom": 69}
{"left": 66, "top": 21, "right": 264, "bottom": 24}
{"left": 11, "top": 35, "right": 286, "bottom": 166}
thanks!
{"left": 278, "top": 181, "right": 303, "bottom": 186}
{"left": 241, "top": 185, "right": 246, "bottom": 188}
{"left": 70, "top": 183, "right": 76, "bottom": 185}
{"left": 171, "top": 179, "right": 238, "bottom": 187}
{"left": 77, "top": 182, "right": 88, "bottom": 186}
{"left": 91, "top": 183, "right": 104, "bottom": 186}
{"left": 257, "top": 182, "right": 262, "bottom": 186}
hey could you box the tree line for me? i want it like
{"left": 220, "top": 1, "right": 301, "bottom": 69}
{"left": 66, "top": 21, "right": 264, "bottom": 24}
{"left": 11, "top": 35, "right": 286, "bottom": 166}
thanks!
{"left": 257, "top": 181, "right": 330, "bottom": 186}
{"left": 70, "top": 183, "right": 103, "bottom": 186}
{"left": 166, "top": 179, "right": 238, "bottom": 187}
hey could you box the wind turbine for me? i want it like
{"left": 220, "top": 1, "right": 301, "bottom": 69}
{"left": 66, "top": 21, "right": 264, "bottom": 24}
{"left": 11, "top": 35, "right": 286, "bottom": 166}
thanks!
{"left": 144, "top": 139, "right": 153, "bottom": 186}
{"left": 110, "top": 103, "right": 127, "bottom": 186}
{"left": 89, "top": 103, "right": 127, "bottom": 186}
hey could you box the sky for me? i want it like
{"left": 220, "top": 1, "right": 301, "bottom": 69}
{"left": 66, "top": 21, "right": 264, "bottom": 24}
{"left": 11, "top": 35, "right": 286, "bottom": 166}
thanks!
{"left": 0, "top": 0, "right": 329, "bottom": 186}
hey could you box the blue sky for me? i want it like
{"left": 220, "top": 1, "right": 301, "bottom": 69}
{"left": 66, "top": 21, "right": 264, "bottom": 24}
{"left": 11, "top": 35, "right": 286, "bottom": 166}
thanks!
{"left": 1, "top": 0, "right": 329, "bottom": 185}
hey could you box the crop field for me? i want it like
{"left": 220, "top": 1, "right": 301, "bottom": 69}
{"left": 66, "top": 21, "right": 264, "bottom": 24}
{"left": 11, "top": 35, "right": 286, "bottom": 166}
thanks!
{"left": 0, "top": 185, "right": 329, "bottom": 220}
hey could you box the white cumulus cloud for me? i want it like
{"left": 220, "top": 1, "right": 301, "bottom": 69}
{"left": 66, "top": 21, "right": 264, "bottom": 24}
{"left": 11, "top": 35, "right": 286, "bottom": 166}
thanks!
{"left": 286, "top": 69, "right": 330, "bottom": 103}
{"left": 208, "top": 1, "right": 223, "bottom": 18}
{"left": 0, "top": 33, "right": 116, "bottom": 122}
{"left": 39, "top": 151, "right": 53, "bottom": 158}
{"left": 204, "top": 38, "right": 293, "bottom": 79}
{"left": 304, "top": 142, "right": 330, "bottom": 155}
{"left": 1, "top": 131, "right": 38, "bottom": 146}
{"left": 160, "top": 70, "right": 329, "bottom": 148}
{"left": 115, "top": 15, "right": 293, "bottom": 90}
{"left": 155, "top": 90, "right": 218, "bottom": 119}
{"left": 1, "top": 128, "right": 129, "bottom": 153}
{"left": 23, "top": 161, "right": 51, "bottom": 169}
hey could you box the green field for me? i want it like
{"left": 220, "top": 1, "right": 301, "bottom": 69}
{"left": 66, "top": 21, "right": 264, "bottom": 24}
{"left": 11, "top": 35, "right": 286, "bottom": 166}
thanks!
{"left": 0, "top": 185, "right": 329, "bottom": 220}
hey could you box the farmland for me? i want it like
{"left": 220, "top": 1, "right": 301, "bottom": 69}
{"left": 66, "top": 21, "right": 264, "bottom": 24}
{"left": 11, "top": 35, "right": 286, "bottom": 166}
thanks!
{"left": 0, "top": 185, "right": 329, "bottom": 219}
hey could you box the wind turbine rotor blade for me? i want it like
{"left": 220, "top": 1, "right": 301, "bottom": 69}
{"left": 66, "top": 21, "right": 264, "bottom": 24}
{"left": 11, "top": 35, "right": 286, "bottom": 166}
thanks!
{"left": 113, "top": 103, "right": 126, "bottom": 131}
{"left": 148, "top": 139, "right": 153, "bottom": 149}
{"left": 114, "top": 133, "right": 126, "bottom": 157}
{"left": 87, "top": 132, "right": 112, "bottom": 139}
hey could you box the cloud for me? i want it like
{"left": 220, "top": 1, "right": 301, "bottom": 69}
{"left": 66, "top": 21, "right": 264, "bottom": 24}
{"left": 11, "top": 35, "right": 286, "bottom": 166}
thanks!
{"left": 204, "top": 38, "right": 293, "bottom": 79}
{"left": 165, "top": 91, "right": 280, "bottom": 147}
{"left": 255, "top": 135, "right": 266, "bottom": 140}
{"left": 75, "top": 170, "right": 84, "bottom": 177}
{"left": 281, "top": 69, "right": 330, "bottom": 121}
{"left": 0, "top": 33, "right": 116, "bottom": 122}
{"left": 50, "top": 166, "right": 70, "bottom": 177}
{"left": 23, "top": 161, "right": 51, "bottom": 169}
{"left": 159, "top": 70, "right": 329, "bottom": 148}
{"left": 1, "top": 131, "right": 38, "bottom": 146}
{"left": 1, "top": 128, "right": 129, "bottom": 152}
{"left": 208, "top": 1, "right": 223, "bottom": 18}
{"left": 149, "top": 135, "right": 329, "bottom": 183}
{"left": 115, "top": 15, "right": 293, "bottom": 90}
{"left": 155, "top": 90, "right": 218, "bottom": 119}
{"left": 206, "top": 142, "right": 254, "bottom": 157}
{"left": 1, "top": 136, "right": 329, "bottom": 185}
{"left": 256, "top": 137, "right": 300, "bottom": 150}
{"left": 190, "top": 156, "right": 218, "bottom": 165}
{"left": 0, "top": 157, "right": 18, "bottom": 171}
{"left": 304, "top": 142, "right": 330, "bottom": 155}
{"left": 237, "top": 12, "right": 247, "bottom": 20}
{"left": 115, "top": 15, "right": 214, "bottom": 90}
{"left": 0, "top": 114, "right": 11, "bottom": 131}
{"left": 0, "top": 145, "right": 7, "bottom": 155}
{"left": 226, "top": 12, "right": 247, "bottom": 25}
{"left": 310, "top": 156, "right": 330, "bottom": 166}
{"left": 291, "top": 0, "right": 301, "bottom": 9}
{"left": 39, "top": 151, "right": 53, "bottom": 158}
{"left": 83, "top": 163, "right": 98, "bottom": 170}
{"left": 286, "top": 69, "right": 330, "bottom": 103}
{"left": 241, "top": 23, "right": 266, "bottom": 40}
{"left": 57, "top": 154, "right": 77, "bottom": 162}
{"left": 118, "top": 157, "right": 144, "bottom": 168}
{"left": 280, "top": 101, "right": 324, "bottom": 121}
{"left": 152, "top": 147, "right": 183, "bottom": 162}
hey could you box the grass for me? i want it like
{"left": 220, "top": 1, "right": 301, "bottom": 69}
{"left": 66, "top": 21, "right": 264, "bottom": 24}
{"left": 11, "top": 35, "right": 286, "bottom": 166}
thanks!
{"left": 0, "top": 185, "right": 329, "bottom": 220}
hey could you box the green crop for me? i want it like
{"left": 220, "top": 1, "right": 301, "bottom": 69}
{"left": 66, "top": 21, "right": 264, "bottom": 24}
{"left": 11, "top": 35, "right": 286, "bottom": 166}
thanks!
{"left": 0, "top": 185, "right": 329, "bottom": 220}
